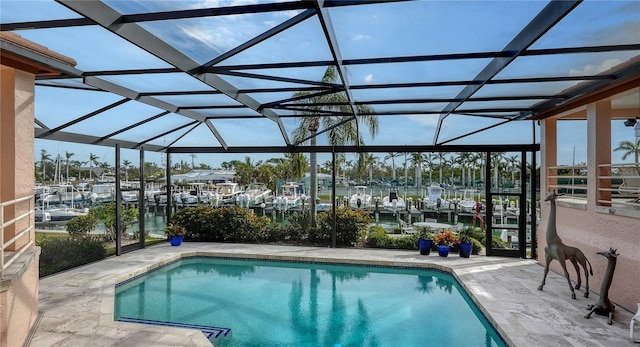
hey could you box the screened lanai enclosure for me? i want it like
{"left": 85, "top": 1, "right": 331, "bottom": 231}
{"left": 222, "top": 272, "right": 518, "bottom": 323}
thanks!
{"left": 2, "top": 0, "right": 639, "bottom": 257}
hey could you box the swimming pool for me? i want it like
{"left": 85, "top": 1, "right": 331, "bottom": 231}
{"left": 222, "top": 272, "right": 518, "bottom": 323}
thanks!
{"left": 115, "top": 257, "right": 506, "bottom": 347}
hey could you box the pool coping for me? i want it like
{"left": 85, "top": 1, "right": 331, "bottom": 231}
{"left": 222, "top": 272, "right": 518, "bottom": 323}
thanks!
{"left": 32, "top": 242, "right": 635, "bottom": 347}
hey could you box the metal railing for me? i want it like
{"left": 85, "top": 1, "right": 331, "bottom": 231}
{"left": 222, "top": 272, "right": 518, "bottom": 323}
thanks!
{"left": 1, "top": 195, "right": 35, "bottom": 278}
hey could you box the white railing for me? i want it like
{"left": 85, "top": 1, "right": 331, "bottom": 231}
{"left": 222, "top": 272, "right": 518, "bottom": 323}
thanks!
{"left": 547, "top": 163, "right": 640, "bottom": 216}
{"left": 597, "top": 163, "right": 640, "bottom": 208}
{"left": 1, "top": 195, "right": 35, "bottom": 278}
{"left": 546, "top": 164, "right": 588, "bottom": 198}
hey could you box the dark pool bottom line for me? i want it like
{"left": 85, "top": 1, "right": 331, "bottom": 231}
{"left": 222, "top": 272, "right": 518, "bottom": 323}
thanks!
{"left": 117, "top": 316, "right": 231, "bottom": 339}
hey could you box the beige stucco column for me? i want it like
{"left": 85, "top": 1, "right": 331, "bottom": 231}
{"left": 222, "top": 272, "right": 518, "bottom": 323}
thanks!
{"left": 538, "top": 118, "right": 557, "bottom": 255}
{"left": 586, "top": 100, "right": 612, "bottom": 208}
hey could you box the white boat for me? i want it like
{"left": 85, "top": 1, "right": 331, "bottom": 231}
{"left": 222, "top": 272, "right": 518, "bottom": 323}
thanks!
{"left": 211, "top": 182, "right": 244, "bottom": 206}
{"left": 35, "top": 204, "right": 89, "bottom": 223}
{"left": 37, "top": 184, "right": 91, "bottom": 207}
{"left": 175, "top": 183, "right": 210, "bottom": 205}
{"left": 424, "top": 184, "right": 444, "bottom": 209}
{"left": 458, "top": 189, "right": 479, "bottom": 213}
{"left": 237, "top": 183, "right": 273, "bottom": 208}
{"left": 382, "top": 189, "right": 405, "bottom": 213}
{"left": 349, "top": 186, "right": 372, "bottom": 209}
{"left": 90, "top": 182, "right": 115, "bottom": 205}
{"left": 274, "top": 182, "right": 307, "bottom": 211}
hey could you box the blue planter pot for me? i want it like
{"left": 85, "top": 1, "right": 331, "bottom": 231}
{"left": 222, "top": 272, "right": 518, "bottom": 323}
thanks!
{"left": 418, "top": 239, "right": 433, "bottom": 255}
{"left": 169, "top": 235, "right": 184, "bottom": 246}
{"left": 437, "top": 245, "right": 450, "bottom": 257}
{"left": 459, "top": 243, "right": 472, "bottom": 258}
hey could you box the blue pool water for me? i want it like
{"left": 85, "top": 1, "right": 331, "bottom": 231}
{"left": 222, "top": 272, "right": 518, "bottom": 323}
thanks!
{"left": 115, "top": 257, "right": 506, "bottom": 347}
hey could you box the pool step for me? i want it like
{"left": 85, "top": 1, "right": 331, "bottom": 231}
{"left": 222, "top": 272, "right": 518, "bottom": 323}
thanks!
{"left": 117, "top": 316, "right": 231, "bottom": 339}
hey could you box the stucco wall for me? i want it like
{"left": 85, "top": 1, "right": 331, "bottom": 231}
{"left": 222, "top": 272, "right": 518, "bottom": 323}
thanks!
{"left": 0, "top": 256, "right": 39, "bottom": 347}
{"left": 0, "top": 62, "right": 38, "bottom": 347}
{"left": 538, "top": 202, "right": 640, "bottom": 312}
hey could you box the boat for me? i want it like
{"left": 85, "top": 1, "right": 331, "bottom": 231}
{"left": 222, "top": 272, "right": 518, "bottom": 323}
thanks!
{"left": 381, "top": 189, "right": 405, "bottom": 213}
{"left": 35, "top": 204, "right": 89, "bottom": 223}
{"left": 424, "top": 184, "right": 444, "bottom": 210}
{"left": 175, "top": 183, "right": 211, "bottom": 205}
{"left": 211, "top": 182, "right": 244, "bottom": 206}
{"left": 458, "top": 189, "right": 479, "bottom": 213}
{"left": 274, "top": 182, "right": 307, "bottom": 211}
{"left": 237, "top": 183, "right": 273, "bottom": 208}
{"left": 37, "top": 184, "right": 91, "bottom": 207}
{"left": 90, "top": 182, "right": 115, "bottom": 205}
{"left": 349, "top": 186, "right": 372, "bottom": 209}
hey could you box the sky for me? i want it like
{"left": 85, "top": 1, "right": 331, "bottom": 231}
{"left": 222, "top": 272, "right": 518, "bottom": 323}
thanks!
{"left": 1, "top": 0, "right": 637, "bottom": 171}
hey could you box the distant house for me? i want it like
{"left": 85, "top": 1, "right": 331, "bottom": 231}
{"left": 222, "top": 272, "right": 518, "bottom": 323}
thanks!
{"left": 171, "top": 169, "right": 236, "bottom": 184}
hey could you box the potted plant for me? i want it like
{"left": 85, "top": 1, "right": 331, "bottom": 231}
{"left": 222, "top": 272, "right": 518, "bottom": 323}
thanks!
{"left": 456, "top": 228, "right": 473, "bottom": 258}
{"left": 418, "top": 227, "right": 435, "bottom": 255}
{"left": 164, "top": 223, "right": 186, "bottom": 246}
{"left": 435, "top": 230, "right": 455, "bottom": 257}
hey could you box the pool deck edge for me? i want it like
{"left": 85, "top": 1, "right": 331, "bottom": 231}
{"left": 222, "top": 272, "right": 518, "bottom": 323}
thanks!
{"left": 31, "top": 242, "right": 634, "bottom": 347}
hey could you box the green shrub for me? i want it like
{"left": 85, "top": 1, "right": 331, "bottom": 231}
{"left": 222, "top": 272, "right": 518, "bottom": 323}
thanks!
{"left": 66, "top": 214, "right": 98, "bottom": 237}
{"left": 313, "top": 209, "right": 372, "bottom": 247}
{"left": 469, "top": 237, "right": 483, "bottom": 254}
{"left": 38, "top": 236, "right": 106, "bottom": 277}
{"left": 393, "top": 234, "right": 420, "bottom": 250}
{"left": 365, "top": 227, "right": 391, "bottom": 248}
{"left": 172, "top": 206, "right": 271, "bottom": 242}
{"left": 91, "top": 202, "right": 138, "bottom": 242}
{"left": 480, "top": 234, "right": 507, "bottom": 249}
{"left": 366, "top": 228, "right": 419, "bottom": 250}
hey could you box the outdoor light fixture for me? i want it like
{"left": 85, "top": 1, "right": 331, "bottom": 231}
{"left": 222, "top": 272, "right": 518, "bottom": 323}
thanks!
{"left": 624, "top": 118, "right": 637, "bottom": 127}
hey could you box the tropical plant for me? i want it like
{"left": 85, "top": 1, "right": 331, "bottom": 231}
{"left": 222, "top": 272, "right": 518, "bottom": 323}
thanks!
{"left": 65, "top": 151, "right": 74, "bottom": 183}
{"left": 90, "top": 202, "right": 138, "bottom": 242}
{"left": 66, "top": 213, "right": 98, "bottom": 238}
{"left": 39, "top": 149, "right": 52, "bottom": 183}
{"left": 614, "top": 138, "right": 640, "bottom": 163}
{"left": 291, "top": 66, "right": 378, "bottom": 227}
{"left": 164, "top": 223, "right": 186, "bottom": 237}
{"left": 455, "top": 227, "right": 473, "bottom": 245}
{"left": 417, "top": 226, "right": 435, "bottom": 240}
{"left": 88, "top": 153, "right": 99, "bottom": 180}
{"left": 434, "top": 230, "right": 455, "bottom": 246}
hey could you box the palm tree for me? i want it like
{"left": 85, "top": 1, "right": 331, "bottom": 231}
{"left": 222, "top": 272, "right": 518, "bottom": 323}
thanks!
{"left": 88, "top": 153, "right": 99, "bottom": 180}
{"left": 435, "top": 152, "right": 448, "bottom": 184}
{"left": 64, "top": 151, "right": 74, "bottom": 183}
{"left": 291, "top": 66, "right": 377, "bottom": 227}
{"left": 409, "top": 153, "right": 424, "bottom": 188}
{"left": 39, "top": 149, "right": 52, "bottom": 183}
{"left": 424, "top": 153, "right": 435, "bottom": 184}
{"left": 506, "top": 155, "right": 520, "bottom": 184}
{"left": 614, "top": 138, "right": 640, "bottom": 163}
{"left": 384, "top": 152, "right": 401, "bottom": 181}
{"left": 122, "top": 159, "right": 131, "bottom": 182}
{"left": 491, "top": 152, "right": 505, "bottom": 187}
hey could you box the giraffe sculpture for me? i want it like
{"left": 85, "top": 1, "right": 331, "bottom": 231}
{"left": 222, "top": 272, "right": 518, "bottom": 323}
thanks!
{"left": 537, "top": 190, "right": 593, "bottom": 299}
{"left": 585, "top": 248, "right": 618, "bottom": 325}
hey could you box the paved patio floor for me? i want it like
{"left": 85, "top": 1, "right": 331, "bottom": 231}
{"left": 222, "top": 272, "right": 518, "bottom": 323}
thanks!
{"left": 29, "top": 242, "right": 636, "bottom": 346}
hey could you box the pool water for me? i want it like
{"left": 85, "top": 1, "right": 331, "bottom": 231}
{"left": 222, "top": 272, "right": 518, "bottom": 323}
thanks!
{"left": 115, "top": 257, "right": 506, "bottom": 347}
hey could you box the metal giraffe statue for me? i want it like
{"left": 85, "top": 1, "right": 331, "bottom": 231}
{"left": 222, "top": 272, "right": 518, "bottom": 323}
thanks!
{"left": 585, "top": 248, "right": 619, "bottom": 325}
{"left": 537, "top": 191, "right": 593, "bottom": 299}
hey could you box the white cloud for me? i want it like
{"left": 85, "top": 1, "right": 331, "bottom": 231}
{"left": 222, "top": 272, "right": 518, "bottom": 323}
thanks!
{"left": 353, "top": 34, "right": 371, "bottom": 41}
{"left": 404, "top": 115, "right": 439, "bottom": 127}
{"left": 569, "top": 58, "right": 623, "bottom": 76}
{"left": 363, "top": 73, "right": 373, "bottom": 83}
